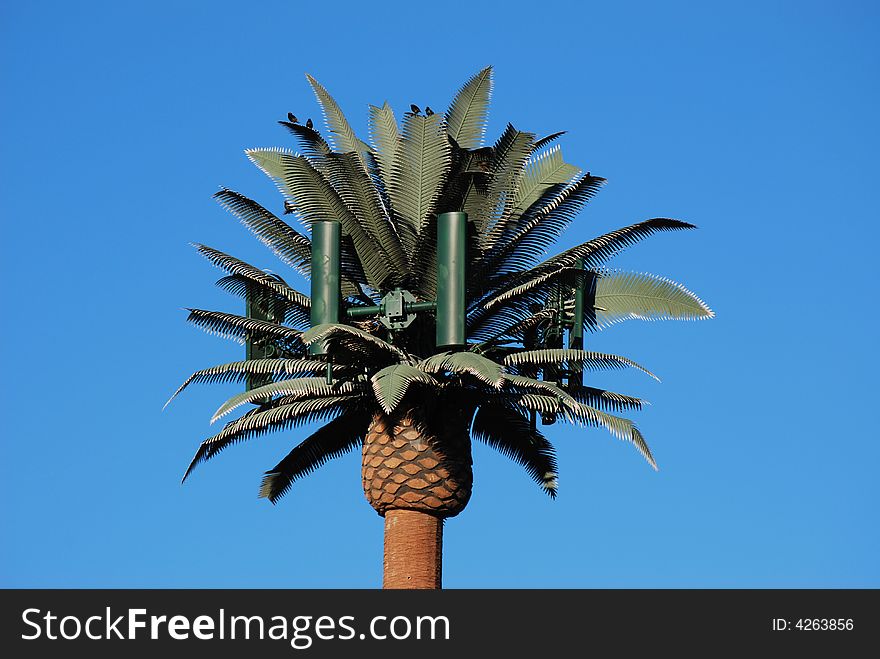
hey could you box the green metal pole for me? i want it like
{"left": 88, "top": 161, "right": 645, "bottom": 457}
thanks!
{"left": 245, "top": 287, "right": 282, "bottom": 391}
{"left": 310, "top": 220, "right": 341, "bottom": 355}
{"left": 436, "top": 212, "right": 467, "bottom": 349}
{"left": 569, "top": 257, "right": 585, "bottom": 388}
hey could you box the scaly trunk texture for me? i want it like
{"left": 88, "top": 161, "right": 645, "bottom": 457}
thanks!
{"left": 362, "top": 406, "right": 473, "bottom": 589}
{"left": 383, "top": 510, "right": 442, "bottom": 589}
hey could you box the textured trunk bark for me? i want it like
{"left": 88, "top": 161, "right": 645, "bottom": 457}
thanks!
{"left": 383, "top": 509, "right": 442, "bottom": 589}
{"left": 362, "top": 410, "right": 472, "bottom": 517}
{"left": 363, "top": 403, "right": 472, "bottom": 590}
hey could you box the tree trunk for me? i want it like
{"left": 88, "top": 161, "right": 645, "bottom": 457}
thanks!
{"left": 383, "top": 509, "right": 442, "bottom": 589}
{"left": 362, "top": 405, "right": 473, "bottom": 589}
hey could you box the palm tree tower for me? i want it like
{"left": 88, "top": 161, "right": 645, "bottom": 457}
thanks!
{"left": 168, "top": 67, "right": 713, "bottom": 588}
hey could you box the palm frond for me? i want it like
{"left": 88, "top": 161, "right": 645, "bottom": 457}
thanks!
{"left": 492, "top": 381, "right": 657, "bottom": 469}
{"left": 533, "top": 131, "right": 566, "bottom": 150}
{"left": 502, "top": 373, "right": 575, "bottom": 397}
{"left": 419, "top": 351, "right": 505, "bottom": 388}
{"left": 248, "top": 149, "right": 391, "bottom": 288}
{"left": 480, "top": 308, "right": 556, "bottom": 341}
{"left": 368, "top": 101, "right": 400, "bottom": 179}
{"left": 567, "top": 404, "right": 657, "bottom": 470}
{"left": 193, "top": 244, "right": 310, "bottom": 308}
{"left": 302, "top": 323, "right": 409, "bottom": 361}
{"left": 471, "top": 401, "right": 558, "bottom": 497}
{"left": 468, "top": 124, "right": 535, "bottom": 235}
{"left": 503, "top": 349, "right": 659, "bottom": 381}
{"left": 482, "top": 266, "right": 582, "bottom": 310}
{"left": 212, "top": 377, "right": 364, "bottom": 423}
{"left": 571, "top": 386, "right": 646, "bottom": 412}
{"left": 165, "top": 358, "right": 348, "bottom": 408}
{"left": 504, "top": 145, "right": 580, "bottom": 222}
{"left": 259, "top": 407, "right": 372, "bottom": 503}
{"left": 278, "top": 120, "right": 332, "bottom": 161}
{"left": 181, "top": 395, "right": 358, "bottom": 482}
{"left": 371, "top": 364, "right": 440, "bottom": 414}
{"left": 213, "top": 275, "right": 309, "bottom": 329}
{"left": 487, "top": 173, "right": 607, "bottom": 274}
{"left": 185, "top": 309, "right": 303, "bottom": 347}
{"left": 480, "top": 218, "right": 696, "bottom": 311}
{"left": 244, "top": 146, "right": 291, "bottom": 180}
{"left": 585, "top": 270, "right": 715, "bottom": 328}
{"left": 213, "top": 188, "right": 311, "bottom": 275}
{"left": 389, "top": 112, "right": 451, "bottom": 236}
{"left": 445, "top": 65, "right": 493, "bottom": 149}
{"left": 541, "top": 218, "right": 697, "bottom": 271}
{"left": 322, "top": 152, "right": 407, "bottom": 282}
{"left": 246, "top": 148, "right": 346, "bottom": 226}
{"left": 305, "top": 74, "right": 369, "bottom": 154}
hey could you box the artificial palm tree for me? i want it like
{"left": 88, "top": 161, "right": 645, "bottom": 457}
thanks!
{"left": 168, "top": 67, "right": 713, "bottom": 589}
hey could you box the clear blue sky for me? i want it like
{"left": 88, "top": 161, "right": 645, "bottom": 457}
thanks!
{"left": 1, "top": 0, "right": 877, "bottom": 588}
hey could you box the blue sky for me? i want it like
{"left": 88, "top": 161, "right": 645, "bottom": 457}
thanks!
{"left": 1, "top": 0, "right": 877, "bottom": 588}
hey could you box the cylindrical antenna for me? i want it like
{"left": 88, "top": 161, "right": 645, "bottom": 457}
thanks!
{"left": 310, "top": 220, "right": 341, "bottom": 355}
{"left": 436, "top": 211, "right": 467, "bottom": 349}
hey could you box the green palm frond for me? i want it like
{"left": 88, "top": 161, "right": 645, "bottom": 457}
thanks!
{"left": 445, "top": 65, "right": 493, "bottom": 149}
{"left": 278, "top": 120, "right": 332, "bottom": 162}
{"left": 213, "top": 188, "right": 312, "bottom": 276}
{"left": 247, "top": 149, "right": 391, "bottom": 288}
{"left": 540, "top": 218, "right": 697, "bottom": 271}
{"left": 533, "top": 131, "right": 566, "bottom": 150}
{"left": 212, "top": 377, "right": 364, "bottom": 423}
{"left": 481, "top": 308, "right": 556, "bottom": 341}
{"left": 501, "top": 373, "right": 576, "bottom": 397}
{"left": 247, "top": 149, "right": 350, "bottom": 226}
{"left": 571, "top": 386, "right": 646, "bottom": 412}
{"left": 586, "top": 270, "right": 715, "bottom": 328}
{"left": 503, "top": 145, "right": 580, "bottom": 224}
{"left": 322, "top": 152, "right": 407, "bottom": 280}
{"left": 193, "top": 244, "right": 310, "bottom": 309}
{"left": 419, "top": 351, "right": 505, "bottom": 388}
{"left": 181, "top": 395, "right": 358, "bottom": 482}
{"left": 480, "top": 218, "right": 696, "bottom": 310}
{"left": 371, "top": 364, "right": 440, "bottom": 414}
{"left": 165, "top": 358, "right": 348, "bottom": 409}
{"left": 213, "top": 275, "right": 309, "bottom": 329}
{"left": 503, "top": 348, "right": 659, "bottom": 381}
{"left": 467, "top": 124, "right": 535, "bottom": 235}
{"left": 389, "top": 112, "right": 451, "bottom": 236}
{"left": 305, "top": 74, "right": 370, "bottom": 155}
{"left": 486, "top": 173, "right": 606, "bottom": 274}
{"left": 185, "top": 309, "right": 303, "bottom": 347}
{"left": 568, "top": 405, "right": 657, "bottom": 470}
{"left": 497, "top": 391, "right": 563, "bottom": 416}
{"left": 259, "top": 407, "right": 372, "bottom": 503}
{"left": 302, "top": 323, "right": 409, "bottom": 361}
{"left": 472, "top": 401, "right": 558, "bottom": 497}
{"left": 481, "top": 266, "right": 583, "bottom": 310}
{"left": 493, "top": 382, "right": 656, "bottom": 469}
{"left": 368, "top": 101, "right": 400, "bottom": 179}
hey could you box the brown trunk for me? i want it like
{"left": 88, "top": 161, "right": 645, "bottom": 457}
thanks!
{"left": 362, "top": 405, "right": 473, "bottom": 589}
{"left": 383, "top": 509, "right": 442, "bottom": 589}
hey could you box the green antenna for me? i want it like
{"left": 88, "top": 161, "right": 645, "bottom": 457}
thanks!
{"left": 436, "top": 211, "right": 467, "bottom": 348}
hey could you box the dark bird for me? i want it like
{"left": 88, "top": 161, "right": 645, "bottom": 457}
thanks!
{"left": 283, "top": 201, "right": 295, "bottom": 215}
{"left": 306, "top": 118, "right": 313, "bottom": 129}
{"left": 410, "top": 104, "right": 421, "bottom": 115}
{"left": 425, "top": 106, "right": 434, "bottom": 116}
{"left": 287, "top": 112, "right": 298, "bottom": 123}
